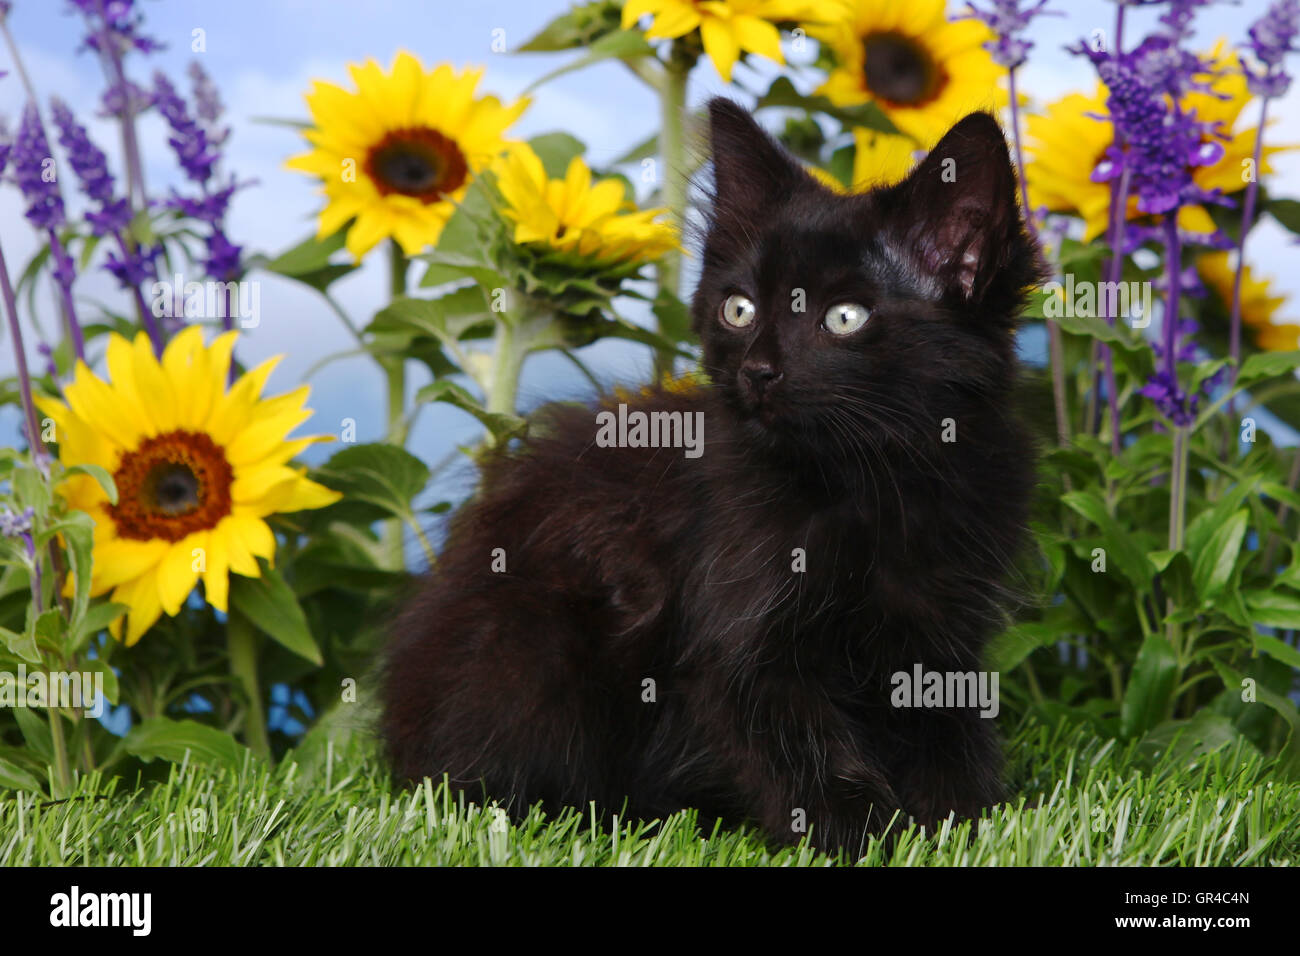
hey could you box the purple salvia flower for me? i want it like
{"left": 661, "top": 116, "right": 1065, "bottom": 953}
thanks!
{"left": 187, "top": 61, "right": 229, "bottom": 148}
{"left": 71, "top": 0, "right": 162, "bottom": 58}
{"left": 98, "top": 78, "right": 153, "bottom": 121}
{"left": 50, "top": 100, "right": 134, "bottom": 235}
{"left": 0, "top": 506, "right": 35, "bottom": 539}
{"left": 1139, "top": 370, "right": 1199, "bottom": 426}
{"left": 50, "top": 98, "right": 115, "bottom": 206}
{"left": 0, "top": 117, "right": 11, "bottom": 174}
{"left": 963, "top": 0, "right": 1058, "bottom": 69}
{"left": 154, "top": 71, "right": 216, "bottom": 185}
{"left": 13, "top": 104, "right": 66, "bottom": 231}
{"left": 104, "top": 242, "right": 158, "bottom": 287}
{"left": 35, "top": 342, "right": 57, "bottom": 379}
{"left": 1244, "top": 0, "right": 1300, "bottom": 97}
{"left": 203, "top": 230, "right": 243, "bottom": 282}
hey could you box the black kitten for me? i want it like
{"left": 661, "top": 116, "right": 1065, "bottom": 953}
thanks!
{"left": 380, "top": 99, "right": 1041, "bottom": 856}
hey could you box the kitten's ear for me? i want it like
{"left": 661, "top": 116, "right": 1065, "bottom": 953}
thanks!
{"left": 887, "top": 112, "right": 1025, "bottom": 302}
{"left": 707, "top": 98, "right": 803, "bottom": 225}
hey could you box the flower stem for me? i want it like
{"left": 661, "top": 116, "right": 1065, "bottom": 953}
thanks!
{"left": 654, "top": 52, "right": 689, "bottom": 380}
{"left": 0, "top": 238, "right": 47, "bottom": 462}
{"left": 1228, "top": 97, "right": 1270, "bottom": 397}
{"left": 1099, "top": 163, "right": 1133, "bottom": 456}
{"left": 1008, "top": 66, "right": 1069, "bottom": 448}
{"left": 383, "top": 240, "right": 409, "bottom": 569}
{"left": 46, "top": 706, "right": 73, "bottom": 797}
{"left": 227, "top": 611, "right": 271, "bottom": 760}
{"left": 46, "top": 231, "right": 85, "bottom": 363}
{"left": 487, "top": 313, "right": 525, "bottom": 422}
{"left": 101, "top": 42, "right": 148, "bottom": 207}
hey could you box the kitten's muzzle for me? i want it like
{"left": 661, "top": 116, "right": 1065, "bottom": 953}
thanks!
{"left": 739, "top": 360, "right": 783, "bottom": 407}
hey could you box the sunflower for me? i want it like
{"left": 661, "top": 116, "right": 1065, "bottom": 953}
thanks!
{"left": 621, "top": 0, "right": 819, "bottom": 82}
{"left": 1198, "top": 251, "right": 1298, "bottom": 351}
{"left": 493, "top": 142, "right": 679, "bottom": 267}
{"left": 1026, "top": 42, "right": 1294, "bottom": 242}
{"left": 286, "top": 52, "right": 528, "bottom": 260}
{"left": 36, "top": 327, "right": 341, "bottom": 645}
{"left": 812, "top": 0, "right": 1005, "bottom": 145}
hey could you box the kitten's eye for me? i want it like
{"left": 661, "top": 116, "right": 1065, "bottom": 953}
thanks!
{"left": 720, "top": 294, "right": 756, "bottom": 329}
{"left": 823, "top": 302, "right": 870, "bottom": 336}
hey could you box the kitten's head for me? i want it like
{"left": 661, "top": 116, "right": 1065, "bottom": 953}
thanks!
{"left": 693, "top": 99, "right": 1041, "bottom": 467}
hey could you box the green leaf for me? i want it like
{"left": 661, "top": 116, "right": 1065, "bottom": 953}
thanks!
{"left": 1190, "top": 508, "right": 1248, "bottom": 603}
{"left": 1210, "top": 659, "right": 1300, "bottom": 775}
{"left": 313, "top": 443, "right": 432, "bottom": 521}
{"left": 1253, "top": 634, "right": 1300, "bottom": 671}
{"left": 528, "top": 132, "right": 587, "bottom": 178}
{"left": 71, "top": 601, "right": 129, "bottom": 649}
{"left": 1237, "top": 350, "right": 1300, "bottom": 387}
{"left": 415, "top": 381, "right": 527, "bottom": 443}
{"left": 1120, "top": 634, "right": 1179, "bottom": 738}
{"left": 610, "top": 133, "right": 658, "bottom": 167}
{"left": 13, "top": 705, "right": 52, "bottom": 761}
{"left": 651, "top": 288, "right": 693, "bottom": 346}
{"left": 257, "top": 229, "right": 348, "bottom": 276}
{"left": 1060, "top": 490, "right": 1153, "bottom": 592}
{"left": 1185, "top": 476, "right": 1258, "bottom": 559}
{"left": 124, "top": 717, "right": 251, "bottom": 771}
{"left": 986, "top": 621, "right": 1055, "bottom": 672}
{"left": 516, "top": 1, "right": 623, "bottom": 52}
{"left": 81, "top": 657, "right": 120, "bottom": 707}
{"left": 1244, "top": 589, "right": 1300, "bottom": 629}
{"left": 0, "top": 624, "right": 40, "bottom": 664}
{"left": 1267, "top": 197, "right": 1300, "bottom": 236}
{"left": 369, "top": 291, "right": 493, "bottom": 351}
{"left": 1050, "top": 309, "right": 1146, "bottom": 352}
{"left": 60, "top": 463, "right": 118, "bottom": 505}
{"left": 229, "top": 563, "right": 322, "bottom": 666}
{"left": 524, "top": 29, "right": 654, "bottom": 92}
{"left": 0, "top": 755, "right": 44, "bottom": 792}
{"left": 38, "top": 511, "right": 95, "bottom": 627}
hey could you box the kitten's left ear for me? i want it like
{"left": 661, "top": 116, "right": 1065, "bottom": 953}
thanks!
{"left": 885, "top": 112, "right": 1025, "bottom": 302}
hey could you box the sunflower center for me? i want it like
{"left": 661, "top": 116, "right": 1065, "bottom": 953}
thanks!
{"left": 862, "top": 32, "right": 944, "bottom": 107}
{"left": 146, "top": 464, "right": 201, "bottom": 515}
{"left": 110, "top": 431, "right": 234, "bottom": 542}
{"left": 365, "top": 127, "right": 468, "bottom": 203}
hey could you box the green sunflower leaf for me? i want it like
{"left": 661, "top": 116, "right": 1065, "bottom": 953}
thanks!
{"left": 415, "top": 381, "right": 527, "bottom": 443}
{"left": 230, "top": 563, "right": 322, "bottom": 666}
{"left": 59, "top": 463, "right": 118, "bottom": 506}
{"left": 312, "top": 443, "right": 432, "bottom": 521}
{"left": 124, "top": 717, "right": 253, "bottom": 772}
{"left": 523, "top": 29, "right": 654, "bottom": 93}
{"left": 529, "top": 132, "right": 587, "bottom": 178}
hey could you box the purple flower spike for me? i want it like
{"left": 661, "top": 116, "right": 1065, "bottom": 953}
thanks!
{"left": 1244, "top": 0, "right": 1299, "bottom": 97}
{"left": 963, "top": 0, "right": 1058, "bottom": 69}
{"left": 13, "top": 104, "right": 66, "bottom": 231}
{"left": 154, "top": 71, "right": 217, "bottom": 185}
{"left": 71, "top": 0, "right": 162, "bottom": 57}
{"left": 50, "top": 98, "right": 116, "bottom": 208}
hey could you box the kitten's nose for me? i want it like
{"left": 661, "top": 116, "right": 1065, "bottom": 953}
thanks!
{"left": 740, "top": 360, "right": 783, "bottom": 399}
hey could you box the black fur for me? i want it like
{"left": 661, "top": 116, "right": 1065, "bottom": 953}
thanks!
{"left": 380, "top": 99, "right": 1042, "bottom": 856}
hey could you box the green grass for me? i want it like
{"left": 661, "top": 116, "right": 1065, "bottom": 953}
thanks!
{"left": 2, "top": 720, "right": 1297, "bottom": 866}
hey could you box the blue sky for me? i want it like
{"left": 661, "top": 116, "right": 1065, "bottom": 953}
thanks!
{"left": 2, "top": 0, "right": 1298, "bottom": 499}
